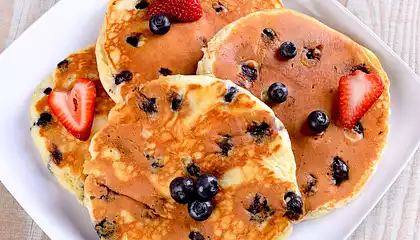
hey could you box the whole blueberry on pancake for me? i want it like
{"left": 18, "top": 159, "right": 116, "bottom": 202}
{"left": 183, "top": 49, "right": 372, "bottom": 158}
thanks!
{"left": 284, "top": 192, "right": 303, "bottom": 220}
{"left": 170, "top": 176, "right": 195, "bottom": 204}
{"left": 84, "top": 75, "right": 301, "bottom": 239}
{"left": 307, "top": 110, "right": 330, "bottom": 134}
{"left": 149, "top": 15, "right": 171, "bottom": 35}
{"left": 188, "top": 199, "right": 214, "bottom": 221}
{"left": 30, "top": 45, "right": 115, "bottom": 201}
{"left": 331, "top": 156, "right": 349, "bottom": 185}
{"left": 196, "top": 174, "right": 219, "bottom": 200}
{"left": 96, "top": 0, "right": 283, "bottom": 103}
{"left": 279, "top": 41, "right": 297, "bottom": 59}
{"left": 198, "top": 9, "right": 390, "bottom": 219}
{"left": 266, "top": 82, "right": 288, "bottom": 103}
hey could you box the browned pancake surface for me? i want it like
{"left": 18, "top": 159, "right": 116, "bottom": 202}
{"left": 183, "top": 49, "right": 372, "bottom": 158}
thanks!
{"left": 84, "top": 75, "right": 298, "bottom": 239}
{"left": 100, "top": 0, "right": 283, "bottom": 102}
{"left": 31, "top": 46, "right": 115, "bottom": 199}
{"left": 200, "top": 9, "right": 390, "bottom": 215}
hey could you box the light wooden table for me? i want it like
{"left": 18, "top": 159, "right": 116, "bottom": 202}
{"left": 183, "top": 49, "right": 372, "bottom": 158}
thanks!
{"left": 0, "top": 0, "right": 419, "bottom": 239}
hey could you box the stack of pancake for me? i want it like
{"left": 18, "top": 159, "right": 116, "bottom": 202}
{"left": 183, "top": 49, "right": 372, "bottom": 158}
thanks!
{"left": 30, "top": 0, "right": 390, "bottom": 239}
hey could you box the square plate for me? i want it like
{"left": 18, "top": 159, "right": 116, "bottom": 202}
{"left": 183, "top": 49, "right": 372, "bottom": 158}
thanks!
{"left": 0, "top": 0, "right": 419, "bottom": 239}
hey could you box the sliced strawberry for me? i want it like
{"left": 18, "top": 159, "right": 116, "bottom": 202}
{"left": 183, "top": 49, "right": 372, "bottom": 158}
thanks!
{"left": 339, "top": 70, "right": 384, "bottom": 129}
{"left": 48, "top": 78, "right": 96, "bottom": 141}
{"left": 147, "top": 0, "right": 203, "bottom": 22}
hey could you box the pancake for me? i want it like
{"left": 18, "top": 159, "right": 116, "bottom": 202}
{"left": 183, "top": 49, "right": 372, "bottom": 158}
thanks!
{"left": 84, "top": 75, "right": 301, "bottom": 239}
{"left": 96, "top": 0, "right": 283, "bottom": 103}
{"left": 30, "top": 45, "right": 115, "bottom": 201}
{"left": 198, "top": 9, "right": 390, "bottom": 219}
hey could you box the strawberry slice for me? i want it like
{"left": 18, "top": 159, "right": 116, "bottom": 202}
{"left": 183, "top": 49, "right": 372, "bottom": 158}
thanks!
{"left": 339, "top": 70, "right": 384, "bottom": 129}
{"left": 48, "top": 78, "right": 96, "bottom": 141}
{"left": 147, "top": 0, "right": 203, "bottom": 22}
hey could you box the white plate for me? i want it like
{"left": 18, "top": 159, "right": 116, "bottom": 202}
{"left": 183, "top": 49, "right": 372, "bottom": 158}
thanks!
{"left": 0, "top": 0, "right": 419, "bottom": 239}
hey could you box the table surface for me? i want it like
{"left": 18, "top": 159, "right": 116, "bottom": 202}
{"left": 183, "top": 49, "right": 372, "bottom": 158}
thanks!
{"left": 0, "top": 0, "right": 419, "bottom": 239}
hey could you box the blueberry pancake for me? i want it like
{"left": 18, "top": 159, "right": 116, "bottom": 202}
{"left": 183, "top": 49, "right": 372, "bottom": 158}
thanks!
{"left": 198, "top": 9, "right": 390, "bottom": 219}
{"left": 30, "top": 46, "right": 115, "bottom": 201}
{"left": 84, "top": 75, "right": 302, "bottom": 239}
{"left": 96, "top": 0, "right": 283, "bottom": 103}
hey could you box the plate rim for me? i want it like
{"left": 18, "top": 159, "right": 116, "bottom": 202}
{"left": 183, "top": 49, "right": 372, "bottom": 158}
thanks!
{"left": 324, "top": 0, "right": 420, "bottom": 238}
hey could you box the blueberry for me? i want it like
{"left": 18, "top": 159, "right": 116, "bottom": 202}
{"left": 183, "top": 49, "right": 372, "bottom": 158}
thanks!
{"left": 95, "top": 219, "right": 116, "bottom": 239}
{"left": 332, "top": 156, "right": 349, "bottom": 185}
{"left": 217, "top": 135, "right": 233, "bottom": 156}
{"left": 213, "top": 2, "right": 227, "bottom": 13}
{"left": 186, "top": 163, "right": 200, "bottom": 177}
{"left": 188, "top": 200, "right": 213, "bottom": 221}
{"left": 262, "top": 28, "right": 276, "bottom": 40}
{"left": 151, "top": 159, "right": 163, "bottom": 168}
{"left": 144, "top": 152, "right": 152, "bottom": 160}
{"left": 284, "top": 192, "right": 303, "bottom": 220}
{"left": 170, "top": 177, "right": 194, "bottom": 204}
{"left": 126, "top": 35, "right": 140, "bottom": 47}
{"left": 189, "top": 231, "right": 205, "bottom": 240}
{"left": 170, "top": 93, "right": 182, "bottom": 112}
{"left": 43, "top": 87, "right": 52, "bottom": 95}
{"left": 196, "top": 174, "right": 219, "bottom": 200}
{"left": 241, "top": 64, "right": 258, "bottom": 82}
{"left": 247, "top": 122, "right": 272, "bottom": 138}
{"left": 307, "top": 110, "right": 330, "bottom": 134}
{"left": 247, "top": 194, "right": 264, "bottom": 214}
{"left": 149, "top": 15, "right": 171, "bottom": 35}
{"left": 305, "top": 46, "right": 322, "bottom": 60}
{"left": 224, "top": 86, "right": 239, "bottom": 103}
{"left": 267, "top": 82, "right": 288, "bottom": 103}
{"left": 135, "top": 0, "right": 149, "bottom": 9}
{"left": 279, "top": 41, "right": 297, "bottom": 59}
{"left": 351, "top": 63, "right": 370, "bottom": 74}
{"left": 141, "top": 98, "right": 158, "bottom": 113}
{"left": 246, "top": 194, "right": 275, "bottom": 223}
{"left": 36, "top": 112, "right": 52, "bottom": 127}
{"left": 57, "top": 59, "right": 69, "bottom": 72}
{"left": 353, "top": 122, "right": 364, "bottom": 135}
{"left": 114, "top": 70, "right": 133, "bottom": 85}
{"left": 51, "top": 149, "right": 63, "bottom": 165}
{"left": 50, "top": 144, "right": 63, "bottom": 165}
{"left": 159, "top": 68, "right": 173, "bottom": 76}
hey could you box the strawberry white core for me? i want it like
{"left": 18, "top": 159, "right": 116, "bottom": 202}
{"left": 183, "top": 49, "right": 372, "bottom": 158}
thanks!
{"left": 348, "top": 73, "right": 372, "bottom": 112}
{"left": 48, "top": 79, "right": 96, "bottom": 141}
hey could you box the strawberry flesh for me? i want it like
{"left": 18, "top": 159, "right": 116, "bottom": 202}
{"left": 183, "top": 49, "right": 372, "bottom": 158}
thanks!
{"left": 147, "top": 0, "right": 203, "bottom": 22}
{"left": 48, "top": 78, "right": 96, "bottom": 141}
{"left": 339, "top": 70, "right": 384, "bottom": 129}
